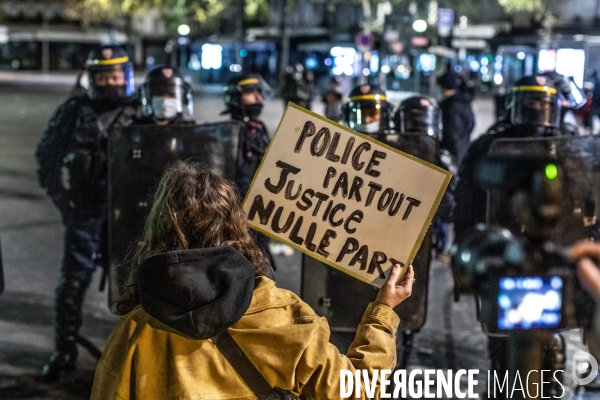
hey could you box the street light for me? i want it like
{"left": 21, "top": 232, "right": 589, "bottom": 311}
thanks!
{"left": 178, "top": 24, "right": 191, "bottom": 36}
{"left": 412, "top": 19, "right": 427, "bottom": 33}
{"left": 177, "top": 24, "right": 191, "bottom": 70}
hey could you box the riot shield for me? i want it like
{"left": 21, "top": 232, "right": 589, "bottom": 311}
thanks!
{"left": 488, "top": 136, "right": 600, "bottom": 245}
{"left": 107, "top": 121, "right": 243, "bottom": 311}
{"left": 301, "top": 133, "right": 439, "bottom": 351}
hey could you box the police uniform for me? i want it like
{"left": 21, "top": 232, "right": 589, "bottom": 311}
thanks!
{"left": 395, "top": 95, "right": 456, "bottom": 256}
{"left": 35, "top": 44, "right": 141, "bottom": 381}
{"left": 453, "top": 75, "right": 566, "bottom": 395}
{"left": 455, "top": 75, "right": 565, "bottom": 240}
{"left": 543, "top": 70, "right": 587, "bottom": 133}
{"left": 222, "top": 74, "right": 274, "bottom": 267}
{"left": 136, "top": 65, "right": 195, "bottom": 126}
{"left": 222, "top": 75, "right": 271, "bottom": 197}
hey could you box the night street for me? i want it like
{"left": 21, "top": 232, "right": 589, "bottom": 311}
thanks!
{"left": 0, "top": 77, "right": 595, "bottom": 399}
{"left": 1, "top": 0, "right": 600, "bottom": 396}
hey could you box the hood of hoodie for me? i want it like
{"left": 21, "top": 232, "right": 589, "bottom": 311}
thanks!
{"left": 137, "top": 246, "right": 256, "bottom": 340}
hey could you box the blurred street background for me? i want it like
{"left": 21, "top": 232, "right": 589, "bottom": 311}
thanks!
{"left": 2, "top": 0, "right": 600, "bottom": 398}
{"left": 0, "top": 76, "right": 594, "bottom": 399}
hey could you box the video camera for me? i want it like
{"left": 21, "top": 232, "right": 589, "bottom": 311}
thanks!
{"left": 452, "top": 154, "right": 595, "bottom": 334}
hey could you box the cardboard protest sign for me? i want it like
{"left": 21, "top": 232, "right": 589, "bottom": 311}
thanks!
{"left": 243, "top": 104, "right": 452, "bottom": 287}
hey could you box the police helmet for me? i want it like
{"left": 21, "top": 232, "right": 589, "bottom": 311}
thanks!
{"left": 222, "top": 74, "right": 263, "bottom": 117}
{"left": 86, "top": 44, "right": 134, "bottom": 101}
{"left": 395, "top": 95, "right": 442, "bottom": 140}
{"left": 508, "top": 75, "right": 561, "bottom": 128}
{"left": 140, "top": 65, "right": 193, "bottom": 119}
{"left": 542, "top": 71, "right": 587, "bottom": 109}
{"left": 342, "top": 85, "right": 391, "bottom": 135}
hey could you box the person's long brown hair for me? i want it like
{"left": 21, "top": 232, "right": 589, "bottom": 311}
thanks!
{"left": 116, "top": 161, "right": 269, "bottom": 314}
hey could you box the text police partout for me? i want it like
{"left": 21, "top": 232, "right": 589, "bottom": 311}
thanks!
{"left": 339, "top": 369, "right": 565, "bottom": 398}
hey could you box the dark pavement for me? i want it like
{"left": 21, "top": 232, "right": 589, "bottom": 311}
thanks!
{"left": 0, "top": 78, "right": 595, "bottom": 399}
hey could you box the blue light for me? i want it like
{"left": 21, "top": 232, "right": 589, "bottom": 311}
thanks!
{"left": 418, "top": 53, "right": 436, "bottom": 72}
{"left": 498, "top": 294, "right": 511, "bottom": 310}
{"left": 369, "top": 52, "right": 379, "bottom": 73}
{"left": 541, "top": 313, "right": 560, "bottom": 325}
{"left": 239, "top": 49, "right": 248, "bottom": 57}
{"left": 500, "top": 277, "right": 515, "bottom": 291}
{"left": 305, "top": 57, "right": 318, "bottom": 69}
{"left": 550, "top": 276, "right": 563, "bottom": 290}
{"left": 498, "top": 319, "right": 514, "bottom": 330}
{"left": 330, "top": 47, "right": 356, "bottom": 77}
{"left": 202, "top": 44, "right": 223, "bottom": 69}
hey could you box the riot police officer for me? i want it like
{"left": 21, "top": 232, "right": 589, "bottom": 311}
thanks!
{"left": 395, "top": 95, "right": 455, "bottom": 256}
{"left": 222, "top": 73, "right": 270, "bottom": 196}
{"left": 394, "top": 95, "right": 442, "bottom": 140}
{"left": 455, "top": 74, "right": 563, "bottom": 239}
{"left": 342, "top": 84, "right": 392, "bottom": 135}
{"left": 543, "top": 70, "right": 586, "bottom": 134}
{"left": 137, "top": 65, "right": 195, "bottom": 125}
{"left": 222, "top": 73, "right": 275, "bottom": 268}
{"left": 454, "top": 75, "right": 565, "bottom": 395}
{"left": 389, "top": 94, "right": 445, "bottom": 368}
{"left": 35, "top": 43, "right": 141, "bottom": 381}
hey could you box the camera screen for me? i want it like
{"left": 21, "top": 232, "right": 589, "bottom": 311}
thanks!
{"left": 498, "top": 276, "right": 562, "bottom": 330}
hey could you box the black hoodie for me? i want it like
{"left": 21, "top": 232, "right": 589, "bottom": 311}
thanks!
{"left": 439, "top": 90, "right": 475, "bottom": 164}
{"left": 137, "top": 246, "right": 256, "bottom": 340}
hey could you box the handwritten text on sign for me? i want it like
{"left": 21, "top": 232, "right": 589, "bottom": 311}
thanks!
{"left": 243, "top": 105, "right": 451, "bottom": 287}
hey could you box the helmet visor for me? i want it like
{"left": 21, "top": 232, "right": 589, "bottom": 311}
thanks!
{"left": 141, "top": 82, "right": 192, "bottom": 117}
{"left": 401, "top": 108, "right": 442, "bottom": 139}
{"left": 511, "top": 89, "right": 560, "bottom": 127}
{"left": 87, "top": 62, "right": 134, "bottom": 99}
{"left": 347, "top": 100, "right": 386, "bottom": 134}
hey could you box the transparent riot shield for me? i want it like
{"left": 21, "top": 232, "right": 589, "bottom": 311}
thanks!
{"left": 301, "top": 134, "right": 439, "bottom": 351}
{"left": 107, "top": 121, "right": 243, "bottom": 311}
{"left": 488, "top": 136, "right": 600, "bottom": 245}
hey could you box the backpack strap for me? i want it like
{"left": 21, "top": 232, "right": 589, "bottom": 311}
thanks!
{"left": 212, "top": 330, "right": 275, "bottom": 400}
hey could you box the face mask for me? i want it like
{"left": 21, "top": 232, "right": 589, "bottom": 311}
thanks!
{"left": 364, "top": 121, "right": 380, "bottom": 133}
{"left": 90, "top": 85, "right": 127, "bottom": 101}
{"left": 245, "top": 103, "right": 264, "bottom": 119}
{"left": 79, "top": 73, "right": 89, "bottom": 90}
{"left": 152, "top": 97, "right": 179, "bottom": 120}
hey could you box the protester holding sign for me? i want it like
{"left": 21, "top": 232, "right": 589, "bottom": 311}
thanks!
{"left": 91, "top": 161, "right": 415, "bottom": 399}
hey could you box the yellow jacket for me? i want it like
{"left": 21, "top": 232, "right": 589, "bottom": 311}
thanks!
{"left": 91, "top": 277, "right": 399, "bottom": 399}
